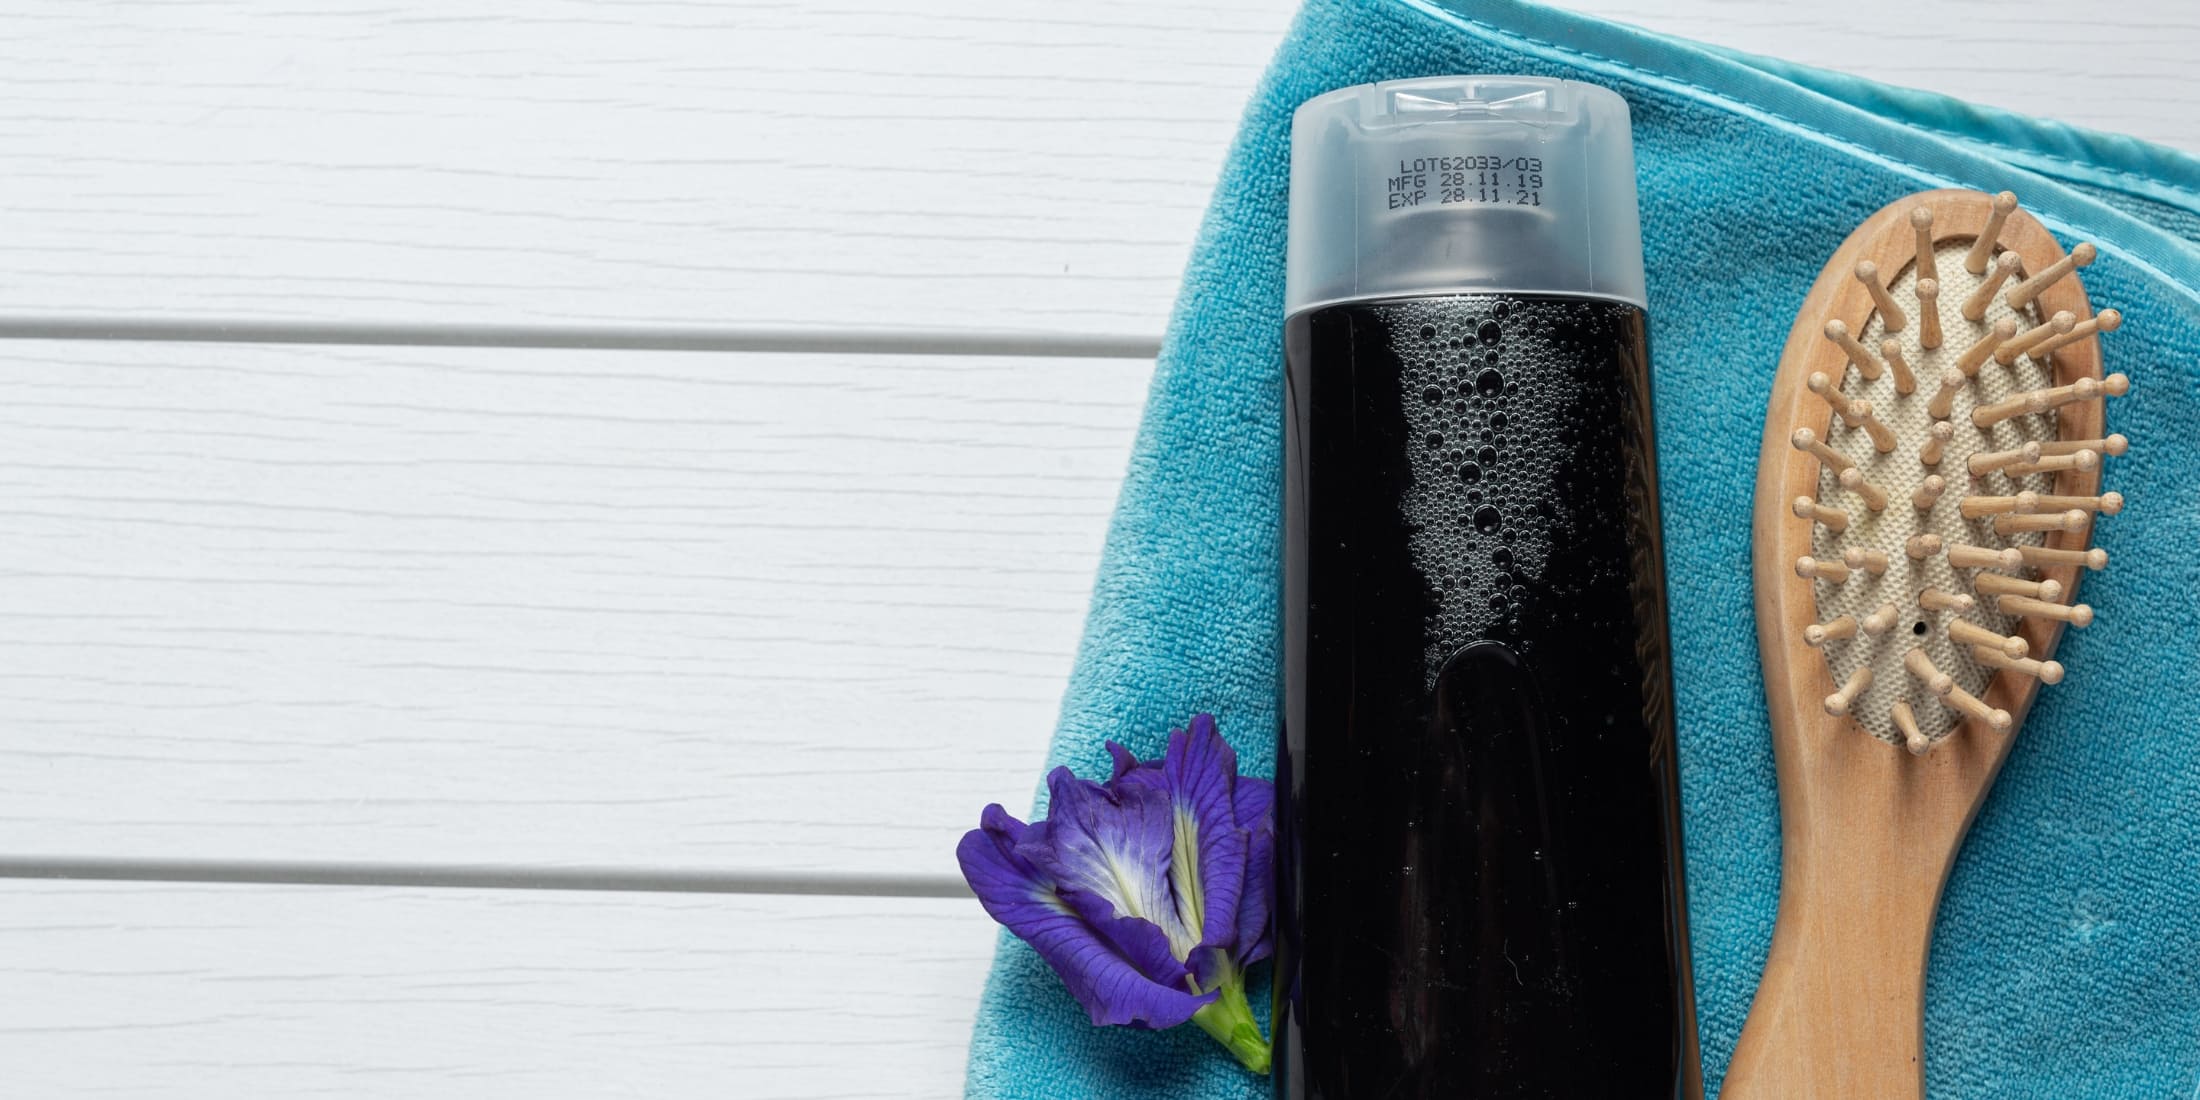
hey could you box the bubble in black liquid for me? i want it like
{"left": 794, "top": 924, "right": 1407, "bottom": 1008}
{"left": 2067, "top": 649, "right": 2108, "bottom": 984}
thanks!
{"left": 1479, "top": 446, "right": 1498, "bottom": 467}
{"left": 1478, "top": 320, "right": 1503, "bottom": 345}
{"left": 1473, "top": 506, "right": 1502, "bottom": 533}
{"left": 1423, "top": 386, "right": 1443, "bottom": 404}
{"left": 1426, "top": 432, "right": 1444, "bottom": 447}
{"left": 1476, "top": 368, "right": 1505, "bottom": 398}
{"left": 1491, "top": 412, "right": 1508, "bottom": 431}
{"left": 1492, "top": 546, "right": 1513, "bottom": 568}
{"left": 1460, "top": 464, "right": 1481, "bottom": 484}
{"left": 1493, "top": 301, "right": 1511, "bottom": 319}
{"left": 1420, "top": 325, "right": 1437, "bottom": 340}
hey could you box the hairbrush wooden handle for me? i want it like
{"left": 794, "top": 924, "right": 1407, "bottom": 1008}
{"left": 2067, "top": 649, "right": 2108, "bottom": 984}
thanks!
{"left": 1719, "top": 731, "right": 2000, "bottom": 1100}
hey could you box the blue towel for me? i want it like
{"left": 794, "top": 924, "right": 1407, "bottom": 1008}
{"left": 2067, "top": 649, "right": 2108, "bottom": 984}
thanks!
{"left": 965, "top": 0, "right": 2200, "bottom": 1096}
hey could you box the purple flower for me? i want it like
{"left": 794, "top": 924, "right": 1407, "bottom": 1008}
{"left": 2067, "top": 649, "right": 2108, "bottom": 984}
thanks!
{"left": 957, "top": 714, "right": 1274, "bottom": 1072}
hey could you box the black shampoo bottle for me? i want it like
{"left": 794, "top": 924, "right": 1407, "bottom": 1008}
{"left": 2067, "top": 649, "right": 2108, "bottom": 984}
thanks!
{"left": 1274, "top": 77, "right": 1701, "bottom": 1099}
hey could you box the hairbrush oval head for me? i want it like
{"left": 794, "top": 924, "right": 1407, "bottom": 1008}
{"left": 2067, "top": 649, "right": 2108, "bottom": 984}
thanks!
{"left": 1729, "top": 190, "right": 2127, "bottom": 1100}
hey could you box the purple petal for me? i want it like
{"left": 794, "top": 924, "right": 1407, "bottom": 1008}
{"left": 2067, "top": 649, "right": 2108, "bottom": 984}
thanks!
{"left": 1182, "top": 827, "right": 1249, "bottom": 991}
{"left": 1104, "top": 740, "right": 1144, "bottom": 782}
{"left": 1105, "top": 740, "right": 1168, "bottom": 801}
{"left": 1231, "top": 775, "right": 1276, "bottom": 964}
{"left": 1019, "top": 767, "right": 1201, "bottom": 958}
{"left": 1054, "top": 885, "right": 1213, "bottom": 1012}
{"left": 1160, "top": 716, "right": 1250, "bottom": 964}
{"left": 957, "top": 805, "right": 1212, "bottom": 1029}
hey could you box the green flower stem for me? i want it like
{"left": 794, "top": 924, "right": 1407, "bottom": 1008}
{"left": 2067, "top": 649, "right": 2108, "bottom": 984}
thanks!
{"left": 1191, "top": 962, "right": 1271, "bottom": 1075}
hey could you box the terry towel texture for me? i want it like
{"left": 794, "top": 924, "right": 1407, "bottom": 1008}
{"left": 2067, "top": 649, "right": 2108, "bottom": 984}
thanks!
{"left": 966, "top": 0, "right": 2200, "bottom": 1096}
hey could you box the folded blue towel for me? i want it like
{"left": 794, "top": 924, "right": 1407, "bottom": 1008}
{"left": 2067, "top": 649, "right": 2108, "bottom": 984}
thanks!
{"left": 965, "top": 1, "right": 2200, "bottom": 1096}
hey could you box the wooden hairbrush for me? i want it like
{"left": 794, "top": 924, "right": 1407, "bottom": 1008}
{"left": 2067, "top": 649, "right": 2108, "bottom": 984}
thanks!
{"left": 1727, "top": 189, "right": 2126, "bottom": 1099}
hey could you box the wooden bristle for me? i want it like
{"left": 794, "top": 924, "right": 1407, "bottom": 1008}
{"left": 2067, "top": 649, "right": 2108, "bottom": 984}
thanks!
{"left": 1796, "top": 554, "right": 1852, "bottom": 584}
{"left": 1791, "top": 427, "right": 1858, "bottom": 474}
{"left": 1972, "top": 373, "right": 2130, "bottom": 430}
{"left": 2000, "top": 593, "right": 2095, "bottom": 627}
{"left": 1891, "top": 699, "right": 1931, "bottom": 755}
{"left": 1992, "top": 508, "right": 2089, "bottom": 535}
{"left": 1795, "top": 555, "right": 1851, "bottom": 583}
{"left": 1959, "top": 491, "right": 2040, "bottom": 519}
{"left": 1955, "top": 318, "right": 2017, "bottom": 377}
{"left": 1838, "top": 466, "right": 1890, "bottom": 511}
{"left": 1824, "top": 666, "right": 1872, "bottom": 717}
{"left": 1911, "top": 475, "right": 1948, "bottom": 511}
{"left": 1905, "top": 648, "right": 1954, "bottom": 696}
{"left": 2006, "top": 241, "right": 2097, "bottom": 311}
{"left": 1974, "top": 573, "right": 2063, "bottom": 602}
{"left": 1967, "top": 441, "right": 2043, "bottom": 477}
{"left": 1804, "top": 615, "right": 1858, "bottom": 647}
{"left": 1843, "top": 547, "right": 1891, "bottom": 576}
{"left": 1792, "top": 495, "right": 1851, "bottom": 532}
{"left": 1880, "top": 338, "right": 1917, "bottom": 395}
{"left": 1946, "top": 544, "right": 2024, "bottom": 570}
{"left": 1905, "top": 533, "right": 1944, "bottom": 560}
{"left": 1996, "top": 310, "right": 2075, "bottom": 367}
{"left": 2027, "top": 309, "right": 2122, "bottom": 362}
{"left": 2016, "top": 544, "right": 2108, "bottom": 571}
{"left": 1949, "top": 619, "right": 2028, "bottom": 658}
{"left": 1854, "top": 260, "right": 1908, "bottom": 331}
{"left": 2032, "top": 491, "right": 2124, "bottom": 515}
{"left": 1972, "top": 645, "right": 2066, "bottom": 685}
{"left": 1861, "top": 602, "right": 1900, "bottom": 635}
{"left": 1961, "top": 251, "right": 2024, "bottom": 321}
{"left": 1807, "top": 371, "right": 1865, "bottom": 426}
{"left": 1851, "top": 401, "right": 1898, "bottom": 454}
{"left": 1943, "top": 683, "right": 2013, "bottom": 732}
{"left": 2040, "top": 434, "right": 2129, "bottom": 458}
{"left": 1911, "top": 205, "right": 1938, "bottom": 285}
{"left": 1823, "top": 319, "right": 1885, "bottom": 380}
{"left": 1919, "top": 422, "right": 1954, "bottom": 469}
{"left": 2003, "top": 449, "right": 2101, "bottom": 478}
{"left": 1918, "top": 587, "right": 1975, "bottom": 612}
{"left": 1916, "top": 278, "right": 1943, "bottom": 349}
{"left": 1963, "top": 191, "right": 2019, "bottom": 275}
{"left": 1927, "top": 371, "right": 1967, "bottom": 423}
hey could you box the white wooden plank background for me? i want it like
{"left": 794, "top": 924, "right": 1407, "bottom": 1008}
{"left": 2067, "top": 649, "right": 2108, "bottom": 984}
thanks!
{"left": 0, "top": 0, "right": 1297, "bottom": 338}
{"left": 4, "top": 0, "right": 2193, "bottom": 341}
{"left": 0, "top": 341, "right": 1149, "bottom": 881}
{"left": 3, "top": 0, "right": 2194, "bottom": 1096}
{"left": 0, "top": 881, "right": 997, "bottom": 1099}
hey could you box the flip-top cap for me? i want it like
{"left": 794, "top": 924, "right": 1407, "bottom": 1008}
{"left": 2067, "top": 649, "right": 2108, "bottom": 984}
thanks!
{"left": 1287, "top": 76, "right": 1647, "bottom": 315}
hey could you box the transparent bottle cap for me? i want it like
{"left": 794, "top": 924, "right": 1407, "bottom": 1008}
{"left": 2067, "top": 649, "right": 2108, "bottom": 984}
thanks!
{"left": 1286, "top": 76, "right": 1646, "bottom": 316}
